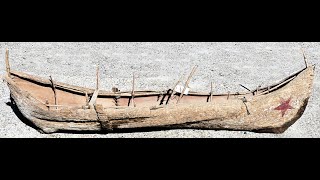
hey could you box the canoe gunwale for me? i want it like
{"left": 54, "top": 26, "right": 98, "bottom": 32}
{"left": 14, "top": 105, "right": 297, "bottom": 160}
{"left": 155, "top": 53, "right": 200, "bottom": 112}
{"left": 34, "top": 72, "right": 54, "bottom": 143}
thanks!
{"left": 9, "top": 67, "right": 307, "bottom": 98}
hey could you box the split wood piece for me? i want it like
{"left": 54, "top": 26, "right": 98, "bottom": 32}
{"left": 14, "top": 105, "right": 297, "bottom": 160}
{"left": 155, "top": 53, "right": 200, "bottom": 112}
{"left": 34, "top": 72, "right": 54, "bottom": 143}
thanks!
{"left": 177, "top": 65, "right": 198, "bottom": 104}
{"left": 210, "top": 82, "right": 214, "bottom": 102}
{"left": 5, "top": 49, "right": 11, "bottom": 77}
{"left": 88, "top": 88, "right": 100, "bottom": 107}
{"left": 166, "top": 75, "right": 183, "bottom": 104}
{"left": 301, "top": 48, "right": 309, "bottom": 68}
{"left": 49, "top": 76, "right": 58, "bottom": 109}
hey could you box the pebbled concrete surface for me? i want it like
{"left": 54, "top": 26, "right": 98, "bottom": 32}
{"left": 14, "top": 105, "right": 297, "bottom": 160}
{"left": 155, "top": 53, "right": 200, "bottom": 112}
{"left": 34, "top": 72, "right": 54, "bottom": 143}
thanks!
{"left": 0, "top": 42, "right": 319, "bottom": 138}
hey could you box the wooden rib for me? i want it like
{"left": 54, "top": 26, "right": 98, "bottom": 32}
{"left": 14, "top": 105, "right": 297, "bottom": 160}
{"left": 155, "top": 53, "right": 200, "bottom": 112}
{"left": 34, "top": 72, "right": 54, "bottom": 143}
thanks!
{"left": 177, "top": 65, "right": 198, "bottom": 104}
{"left": 301, "top": 48, "right": 308, "bottom": 68}
{"left": 210, "top": 82, "right": 213, "bottom": 102}
{"left": 49, "top": 76, "right": 58, "bottom": 109}
{"left": 5, "top": 48, "right": 11, "bottom": 77}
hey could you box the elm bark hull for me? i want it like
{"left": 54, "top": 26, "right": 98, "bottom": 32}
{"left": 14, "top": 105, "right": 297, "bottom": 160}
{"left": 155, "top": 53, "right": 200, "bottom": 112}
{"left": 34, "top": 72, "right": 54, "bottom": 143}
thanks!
{"left": 4, "top": 66, "right": 315, "bottom": 134}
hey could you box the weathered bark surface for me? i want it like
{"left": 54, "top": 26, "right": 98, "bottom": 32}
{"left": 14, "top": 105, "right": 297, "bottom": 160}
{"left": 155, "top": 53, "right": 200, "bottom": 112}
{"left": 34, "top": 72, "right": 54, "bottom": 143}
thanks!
{"left": 4, "top": 66, "right": 315, "bottom": 133}
{"left": 170, "top": 66, "right": 315, "bottom": 133}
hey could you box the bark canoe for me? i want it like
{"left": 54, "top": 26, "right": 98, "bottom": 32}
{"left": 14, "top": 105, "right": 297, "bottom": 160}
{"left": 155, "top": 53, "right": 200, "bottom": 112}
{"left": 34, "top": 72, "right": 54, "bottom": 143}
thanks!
{"left": 3, "top": 56, "right": 315, "bottom": 134}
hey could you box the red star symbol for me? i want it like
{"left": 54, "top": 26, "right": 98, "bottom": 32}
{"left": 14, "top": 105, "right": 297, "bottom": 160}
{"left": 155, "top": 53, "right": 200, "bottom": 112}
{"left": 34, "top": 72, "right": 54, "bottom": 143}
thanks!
{"left": 274, "top": 97, "right": 294, "bottom": 117}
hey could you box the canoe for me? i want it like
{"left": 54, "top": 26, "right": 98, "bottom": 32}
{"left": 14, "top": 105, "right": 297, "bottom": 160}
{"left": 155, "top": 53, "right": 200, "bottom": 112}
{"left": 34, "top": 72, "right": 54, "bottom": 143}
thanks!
{"left": 3, "top": 49, "right": 315, "bottom": 134}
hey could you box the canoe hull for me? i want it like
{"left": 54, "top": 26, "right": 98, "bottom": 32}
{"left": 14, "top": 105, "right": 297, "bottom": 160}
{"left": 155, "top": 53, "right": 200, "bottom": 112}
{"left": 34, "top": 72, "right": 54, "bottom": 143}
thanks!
{"left": 5, "top": 66, "right": 315, "bottom": 134}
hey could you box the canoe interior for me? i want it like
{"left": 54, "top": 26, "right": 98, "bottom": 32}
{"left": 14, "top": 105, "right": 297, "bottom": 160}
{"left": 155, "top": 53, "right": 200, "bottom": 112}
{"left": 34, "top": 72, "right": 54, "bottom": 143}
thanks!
{"left": 9, "top": 67, "right": 304, "bottom": 109}
{"left": 10, "top": 76, "right": 252, "bottom": 109}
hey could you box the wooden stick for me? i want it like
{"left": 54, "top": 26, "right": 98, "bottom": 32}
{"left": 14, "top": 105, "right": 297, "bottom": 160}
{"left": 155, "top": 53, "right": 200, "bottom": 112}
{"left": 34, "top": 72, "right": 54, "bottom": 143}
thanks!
{"left": 49, "top": 76, "right": 57, "bottom": 109}
{"left": 96, "top": 64, "right": 100, "bottom": 90}
{"left": 227, "top": 91, "right": 230, "bottom": 100}
{"left": 5, "top": 48, "right": 11, "bottom": 77}
{"left": 239, "top": 84, "right": 251, "bottom": 92}
{"left": 177, "top": 65, "right": 198, "bottom": 104}
{"left": 210, "top": 82, "right": 213, "bottom": 102}
{"left": 301, "top": 48, "right": 308, "bottom": 68}
{"left": 130, "top": 72, "right": 136, "bottom": 107}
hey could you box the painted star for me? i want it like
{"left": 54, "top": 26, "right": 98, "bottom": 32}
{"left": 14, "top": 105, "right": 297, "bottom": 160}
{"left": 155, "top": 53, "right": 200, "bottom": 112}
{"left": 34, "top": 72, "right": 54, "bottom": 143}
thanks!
{"left": 274, "top": 97, "right": 294, "bottom": 117}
